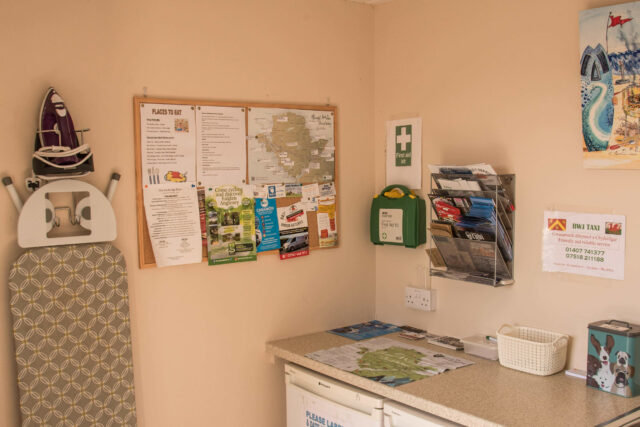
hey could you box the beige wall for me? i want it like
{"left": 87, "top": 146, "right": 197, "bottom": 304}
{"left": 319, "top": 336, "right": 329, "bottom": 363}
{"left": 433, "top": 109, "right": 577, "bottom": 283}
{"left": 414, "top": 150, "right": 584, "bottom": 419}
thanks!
{"left": 0, "top": 1, "right": 375, "bottom": 426}
{"left": 374, "top": 0, "right": 640, "bottom": 370}
{"left": 4, "top": 0, "right": 638, "bottom": 425}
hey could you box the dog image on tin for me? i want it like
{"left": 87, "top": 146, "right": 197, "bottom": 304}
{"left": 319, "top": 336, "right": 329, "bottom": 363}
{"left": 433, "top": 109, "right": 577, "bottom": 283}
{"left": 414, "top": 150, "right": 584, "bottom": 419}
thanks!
{"left": 587, "top": 334, "right": 615, "bottom": 392}
{"left": 587, "top": 354, "right": 603, "bottom": 389}
{"left": 592, "top": 370, "right": 615, "bottom": 391}
{"left": 611, "top": 350, "right": 635, "bottom": 397}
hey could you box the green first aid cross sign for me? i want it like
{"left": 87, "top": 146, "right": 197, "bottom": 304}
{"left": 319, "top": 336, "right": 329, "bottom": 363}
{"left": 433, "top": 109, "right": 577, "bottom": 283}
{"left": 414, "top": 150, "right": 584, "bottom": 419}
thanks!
{"left": 395, "top": 125, "right": 412, "bottom": 167}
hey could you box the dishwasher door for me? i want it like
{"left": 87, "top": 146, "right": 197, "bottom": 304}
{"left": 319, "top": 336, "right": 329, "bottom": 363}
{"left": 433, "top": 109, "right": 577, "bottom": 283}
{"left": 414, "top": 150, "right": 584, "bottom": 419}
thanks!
{"left": 285, "top": 362, "right": 384, "bottom": 427}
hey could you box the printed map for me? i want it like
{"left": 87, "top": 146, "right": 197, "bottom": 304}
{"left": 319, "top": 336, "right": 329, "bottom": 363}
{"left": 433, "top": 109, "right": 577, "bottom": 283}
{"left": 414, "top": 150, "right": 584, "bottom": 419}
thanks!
{"left": 248, "top": 108, "right": 335, "bottom": 184}
{"left": 306, "top": 337, "right": 473, "bottom": 387}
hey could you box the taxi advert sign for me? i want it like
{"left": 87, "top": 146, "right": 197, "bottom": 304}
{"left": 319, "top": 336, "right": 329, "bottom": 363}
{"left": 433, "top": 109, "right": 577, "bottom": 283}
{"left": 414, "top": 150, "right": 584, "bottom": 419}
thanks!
{"left": 542, "top": 211, "right": 625, "bottom": 280}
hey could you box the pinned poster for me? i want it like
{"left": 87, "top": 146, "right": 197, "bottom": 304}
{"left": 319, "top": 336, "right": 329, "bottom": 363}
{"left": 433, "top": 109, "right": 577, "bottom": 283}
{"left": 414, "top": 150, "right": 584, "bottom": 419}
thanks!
{"left": 266, "top": 184, "right": 285, "bottom": 199}
{"left": 542, "top": 211, "right": 625, "bottom": 280}
{"left": 285, "top": 183, "right": 302, "bottom": 197}
{"left": 317, "top": 196, "right": 337, "bottom": 247}
{"left": 205, "top": 184, "right": 257, "bottom": 265}
{"left": 386, "top": 118, "right": 422, "bottom": 189}
{"left": 140, "top": 103, "right": 196, "bottom": 185}
{"left": 319, "top": 181, "right": 336, "bottom": 197}
{"left": 253, "top": 185, "right": 268, "bottom": 199}
{"left": 196, "top": 106, "right": 246, "bottom": 185}
{"left": 278, "top": 203, "right": 310, "bottom": 260}
{"left": 255, "top": 198, "right": 280, "bottom": 252}
{"left": 143, "top": 184, "right": 203, "bottom": 267}
{"left": 301, "top": 183, "right": 320, "bottom": 211}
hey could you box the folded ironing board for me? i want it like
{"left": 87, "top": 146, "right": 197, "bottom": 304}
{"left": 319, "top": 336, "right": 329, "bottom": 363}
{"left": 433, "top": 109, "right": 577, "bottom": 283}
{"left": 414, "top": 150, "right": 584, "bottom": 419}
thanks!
{"left": 8, "top": 243, "right": 136, "bottom": 426}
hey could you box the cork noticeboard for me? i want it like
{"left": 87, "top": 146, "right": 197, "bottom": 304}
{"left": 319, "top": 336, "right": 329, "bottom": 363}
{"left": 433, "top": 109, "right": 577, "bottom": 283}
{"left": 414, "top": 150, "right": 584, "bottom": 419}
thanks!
{"left": 134, "top": 96, "right": 338, "bottom": 268}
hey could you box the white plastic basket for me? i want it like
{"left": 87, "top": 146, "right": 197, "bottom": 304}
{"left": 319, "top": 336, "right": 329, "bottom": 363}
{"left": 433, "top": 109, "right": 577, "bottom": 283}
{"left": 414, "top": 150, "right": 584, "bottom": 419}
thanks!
{"left": 496, "top": 324, "right": 569, "bottom": 376}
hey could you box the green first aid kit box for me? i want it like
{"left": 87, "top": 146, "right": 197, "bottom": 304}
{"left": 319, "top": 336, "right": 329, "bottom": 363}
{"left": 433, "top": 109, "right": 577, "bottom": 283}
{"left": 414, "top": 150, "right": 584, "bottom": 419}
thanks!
{"left": 587, "top": 320, "right": 640, "bottom": 398}
{"left": 370, "top": 185, "right": 426, "bottom": 248}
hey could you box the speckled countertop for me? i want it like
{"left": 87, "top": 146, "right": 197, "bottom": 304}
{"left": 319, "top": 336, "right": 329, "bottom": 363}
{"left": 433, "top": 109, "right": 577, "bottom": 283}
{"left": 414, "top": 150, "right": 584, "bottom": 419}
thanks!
{"left": 266, "top": 331, "right": 640, "bottom": 426}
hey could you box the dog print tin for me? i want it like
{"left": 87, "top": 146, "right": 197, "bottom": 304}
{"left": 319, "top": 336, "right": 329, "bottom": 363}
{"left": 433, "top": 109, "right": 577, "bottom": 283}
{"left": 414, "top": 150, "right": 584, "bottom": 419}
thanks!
{"left": 587, "top": 320, "right": 639, "bottom": 397}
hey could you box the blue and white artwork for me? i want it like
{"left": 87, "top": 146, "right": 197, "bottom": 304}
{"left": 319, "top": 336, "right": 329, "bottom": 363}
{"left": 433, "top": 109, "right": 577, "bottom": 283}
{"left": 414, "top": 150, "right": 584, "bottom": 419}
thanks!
{"left": 580, "top": 1, "right": 640, "bottom": 168}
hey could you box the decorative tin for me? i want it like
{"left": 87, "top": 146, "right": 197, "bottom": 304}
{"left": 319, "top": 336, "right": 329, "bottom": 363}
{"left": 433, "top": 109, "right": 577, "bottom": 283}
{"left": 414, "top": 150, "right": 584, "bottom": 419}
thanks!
{"left": 587, "top": 320, "right": 640, "bottom": 397}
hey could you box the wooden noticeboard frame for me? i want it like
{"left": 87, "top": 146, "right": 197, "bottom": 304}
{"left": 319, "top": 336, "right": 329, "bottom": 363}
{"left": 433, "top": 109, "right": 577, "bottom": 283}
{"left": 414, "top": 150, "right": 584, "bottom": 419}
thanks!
{"left": 133, "top": 96, "right": 338, "bottom": 268}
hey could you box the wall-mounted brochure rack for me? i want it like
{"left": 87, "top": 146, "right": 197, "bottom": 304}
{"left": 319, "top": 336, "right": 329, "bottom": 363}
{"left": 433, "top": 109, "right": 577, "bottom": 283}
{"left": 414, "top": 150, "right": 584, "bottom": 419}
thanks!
{"left": 427, "top": 173, "right": 515, "bottom": 287}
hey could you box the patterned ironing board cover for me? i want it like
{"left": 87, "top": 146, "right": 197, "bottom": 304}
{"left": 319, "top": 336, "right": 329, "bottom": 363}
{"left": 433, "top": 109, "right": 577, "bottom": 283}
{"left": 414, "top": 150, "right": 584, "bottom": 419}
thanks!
{"left": 8, "top": 243, "right": 136, "bottom": 426}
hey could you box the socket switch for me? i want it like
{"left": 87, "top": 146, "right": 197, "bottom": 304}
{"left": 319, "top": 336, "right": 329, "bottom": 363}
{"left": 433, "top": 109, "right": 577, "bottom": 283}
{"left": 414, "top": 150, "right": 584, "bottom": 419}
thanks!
{"left": 404, "top": 286, "right": 436, "bottom": 311}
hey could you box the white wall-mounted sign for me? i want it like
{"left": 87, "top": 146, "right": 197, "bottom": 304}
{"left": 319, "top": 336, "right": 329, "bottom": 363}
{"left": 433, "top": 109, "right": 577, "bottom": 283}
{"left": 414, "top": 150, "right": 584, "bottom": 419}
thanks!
{"left": 542, "top": 211, "right": 625, "bottom": 280}
{"left": 386, "top": 117, "right": 422, "bottom": 189}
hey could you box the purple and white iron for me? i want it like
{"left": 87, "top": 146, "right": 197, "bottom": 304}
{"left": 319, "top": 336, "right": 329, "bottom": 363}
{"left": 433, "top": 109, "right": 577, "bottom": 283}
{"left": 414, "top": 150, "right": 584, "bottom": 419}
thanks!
{"left": 33, "top": 87, "right": 94, "bottom": 180}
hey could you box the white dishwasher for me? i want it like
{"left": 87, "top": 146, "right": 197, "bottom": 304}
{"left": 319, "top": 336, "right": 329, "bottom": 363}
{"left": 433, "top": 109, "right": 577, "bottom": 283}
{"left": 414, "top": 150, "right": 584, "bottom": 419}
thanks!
{"left": 383, "top": 401, "right": 459, "bottom": 427}
{"left": 285, "top": 362, "right": 384, "bottom": 427}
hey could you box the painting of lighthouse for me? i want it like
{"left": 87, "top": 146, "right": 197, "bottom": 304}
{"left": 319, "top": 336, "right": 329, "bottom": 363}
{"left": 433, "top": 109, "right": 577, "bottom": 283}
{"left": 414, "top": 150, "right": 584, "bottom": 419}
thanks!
{"left": 580, "top": 1, "right": 640, "bottom": 168}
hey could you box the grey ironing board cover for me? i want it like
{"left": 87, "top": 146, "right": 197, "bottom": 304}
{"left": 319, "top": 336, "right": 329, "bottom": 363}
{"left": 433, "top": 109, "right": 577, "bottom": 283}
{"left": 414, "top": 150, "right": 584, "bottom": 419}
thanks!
{"left": 8, "top": 243, "right": 136, "bottom": 426}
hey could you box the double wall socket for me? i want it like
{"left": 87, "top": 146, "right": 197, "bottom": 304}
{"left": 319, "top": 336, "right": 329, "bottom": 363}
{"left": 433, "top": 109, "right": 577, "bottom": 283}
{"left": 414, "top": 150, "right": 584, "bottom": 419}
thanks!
{"left": 405, "top": 286, "right": 435, "bottom": 311}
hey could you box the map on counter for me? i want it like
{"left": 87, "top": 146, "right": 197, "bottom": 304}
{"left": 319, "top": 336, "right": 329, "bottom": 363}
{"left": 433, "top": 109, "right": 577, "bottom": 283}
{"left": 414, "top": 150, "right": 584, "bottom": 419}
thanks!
{"left": 248, "top": 108, "right": 335, "bottom": 185}
{"left": 306, "top": 337, "right": 473, "bottom": 387}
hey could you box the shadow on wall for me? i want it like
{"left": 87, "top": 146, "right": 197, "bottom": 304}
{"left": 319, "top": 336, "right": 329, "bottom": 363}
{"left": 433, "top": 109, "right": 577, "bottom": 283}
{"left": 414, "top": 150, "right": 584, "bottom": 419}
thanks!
{"left": 439, "top": 141, "right": 512, "bottom": 173}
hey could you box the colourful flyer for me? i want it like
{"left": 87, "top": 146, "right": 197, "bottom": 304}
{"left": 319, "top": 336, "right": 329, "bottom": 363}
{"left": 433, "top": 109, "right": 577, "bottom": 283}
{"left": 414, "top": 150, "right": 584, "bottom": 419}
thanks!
{"left": 278, "top": 202, "right": 309, "bottom": 260}
{"left": 317, "top": 196, "right": 337, "bottom": 247}
{"left": 285, "top": 183, "right": 302, "bottom": 197}
{"left": 205, "top": 184, "right": 257, "bottom": 265}
{"left": 255, "top": 198, "right": 280, "bottom": 252}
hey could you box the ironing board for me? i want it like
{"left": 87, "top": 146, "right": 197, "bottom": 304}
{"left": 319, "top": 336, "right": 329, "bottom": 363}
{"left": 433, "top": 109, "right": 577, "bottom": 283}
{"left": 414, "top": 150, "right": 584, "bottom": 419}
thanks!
{"left": 8, "top": 243, "right": 136, "bottom": 426}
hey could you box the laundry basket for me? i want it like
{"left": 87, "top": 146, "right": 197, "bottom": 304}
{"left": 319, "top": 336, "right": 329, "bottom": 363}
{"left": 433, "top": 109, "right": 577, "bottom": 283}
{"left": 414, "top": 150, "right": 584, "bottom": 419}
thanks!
{"left": 496, "top": 324, "right": 569, "bottom": 376}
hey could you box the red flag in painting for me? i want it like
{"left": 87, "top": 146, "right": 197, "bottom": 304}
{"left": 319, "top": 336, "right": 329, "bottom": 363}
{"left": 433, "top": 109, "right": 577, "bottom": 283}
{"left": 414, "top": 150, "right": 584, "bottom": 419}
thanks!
{"left": 609, "top": 15, "right": 632, "bottom": 27}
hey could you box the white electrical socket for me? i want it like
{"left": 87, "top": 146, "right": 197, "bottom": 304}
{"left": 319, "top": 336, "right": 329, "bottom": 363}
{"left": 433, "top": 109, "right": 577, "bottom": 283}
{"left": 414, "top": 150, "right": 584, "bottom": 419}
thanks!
{"left": 404, "top": 286, "right": 436, "bottom": 311}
